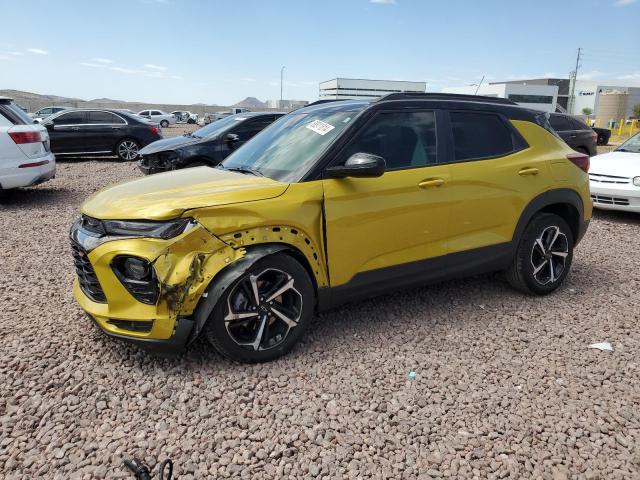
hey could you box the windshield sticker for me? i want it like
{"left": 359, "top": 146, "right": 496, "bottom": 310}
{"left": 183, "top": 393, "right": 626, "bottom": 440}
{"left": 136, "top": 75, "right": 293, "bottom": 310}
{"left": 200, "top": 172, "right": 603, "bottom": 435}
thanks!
{"left": 306, "top": 120, "right": 335, "bottom": 136}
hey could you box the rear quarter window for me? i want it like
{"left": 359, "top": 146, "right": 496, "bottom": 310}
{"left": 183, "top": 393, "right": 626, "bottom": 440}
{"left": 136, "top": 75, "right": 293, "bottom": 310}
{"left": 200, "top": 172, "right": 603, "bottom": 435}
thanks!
{"left": 450, "top": 111, "right": 524, "bottom": 162}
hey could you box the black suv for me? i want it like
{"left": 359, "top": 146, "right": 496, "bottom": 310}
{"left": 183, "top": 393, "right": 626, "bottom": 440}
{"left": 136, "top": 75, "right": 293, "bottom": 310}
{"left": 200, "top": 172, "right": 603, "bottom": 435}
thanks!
{"left": 137, "top": 112, "right": 283, "bottom": 174}
{"left": 42, "top": 109, "right": 163, "bottom": 160}
{"left": 548, "top": 113, "right": 598, "bottom": 156}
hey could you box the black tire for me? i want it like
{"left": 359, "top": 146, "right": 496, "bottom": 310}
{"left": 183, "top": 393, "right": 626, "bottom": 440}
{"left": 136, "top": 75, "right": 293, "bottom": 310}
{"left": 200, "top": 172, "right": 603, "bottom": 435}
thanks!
{"left": 160, "top": 120, "right": 169, "bottom": 128}
{"left": 204, "top": 254, "right": 314, "bottom": 363}
{"left": 187, "top": 118, "right": 196, "bottom": 124}
{"left": 597, "top": 134, "right": 608, "bottom": 146}
{"left": 506, "top": 213, "right": 574, "bottom": 295}
{"left": 115, "top": 138, "right": 141, "bottom": 161}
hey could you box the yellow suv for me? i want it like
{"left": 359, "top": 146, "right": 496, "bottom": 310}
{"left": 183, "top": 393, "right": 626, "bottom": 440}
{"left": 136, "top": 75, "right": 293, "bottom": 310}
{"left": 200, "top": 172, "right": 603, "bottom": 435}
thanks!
{"left": 71, "top": 93, "right": 591, "bottom": 362}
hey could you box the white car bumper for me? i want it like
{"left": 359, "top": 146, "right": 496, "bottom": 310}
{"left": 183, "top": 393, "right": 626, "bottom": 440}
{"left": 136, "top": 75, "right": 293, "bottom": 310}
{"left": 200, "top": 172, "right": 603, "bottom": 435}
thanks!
{"left": 589, "top": 181, "right": 640, "bottom": 213}
{"left": 0, "top": 152, "right": 56, "bottom": 190}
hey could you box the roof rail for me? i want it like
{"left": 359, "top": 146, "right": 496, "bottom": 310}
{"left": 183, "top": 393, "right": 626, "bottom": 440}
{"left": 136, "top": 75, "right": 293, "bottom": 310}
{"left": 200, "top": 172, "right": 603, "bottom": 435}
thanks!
{"left": 376, "top": 92, "right": 517, "bottom": 105}
{"left": 306, "top": 99, "right": 352, "bottom": 107}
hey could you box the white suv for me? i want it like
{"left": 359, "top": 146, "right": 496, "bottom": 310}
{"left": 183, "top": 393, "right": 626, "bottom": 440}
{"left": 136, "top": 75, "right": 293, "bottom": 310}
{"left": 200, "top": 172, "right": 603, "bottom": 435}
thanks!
{"left": 137, "top": 109, "right": 176, "bottom": 128}
{"left": 0, "top": 97, "right": 56, "bottom": 191}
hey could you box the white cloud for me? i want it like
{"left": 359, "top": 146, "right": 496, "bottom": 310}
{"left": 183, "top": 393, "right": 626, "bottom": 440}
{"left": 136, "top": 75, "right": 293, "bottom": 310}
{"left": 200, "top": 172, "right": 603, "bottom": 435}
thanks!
{"left": 91, "top": 58, "right": 112, "bottom": 64}
{"left": 8, "top": 51, "right": 23, "bottom": 56}
{"left": 111, "top": 66, "right": 140, "bottom": 74}
{"left": 613, "top": 0, "right": 637, "bottom": 6}
{"left": 370, "top": 0, "right": 397, "bottom": 4}
{"left": 144, "top": 63, "right": 167, "bottom": 71}
{"left": 80, "top": 62, "right": 105, "bottom": 68}
{"left": 0, "top": 54, "right": 15, "bottom": 61}
{"left": 617, "top": 72, "right": 640, "bottom": 81}
{"left": 27, "top": 48, "right": 48, "bottom": 55}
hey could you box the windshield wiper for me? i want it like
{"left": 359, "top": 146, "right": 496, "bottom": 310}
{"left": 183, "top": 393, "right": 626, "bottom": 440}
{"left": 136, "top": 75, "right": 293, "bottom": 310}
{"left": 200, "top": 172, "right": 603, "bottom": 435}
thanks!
{"left": 615, "top": 148, "right": 629, "bottom": 152}
{"left": 222, "top": 166, "right": 264, "bottom": 177}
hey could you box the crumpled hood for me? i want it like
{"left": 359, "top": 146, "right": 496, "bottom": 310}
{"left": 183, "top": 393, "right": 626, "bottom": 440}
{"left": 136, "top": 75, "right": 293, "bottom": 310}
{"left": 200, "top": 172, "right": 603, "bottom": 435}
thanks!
{"left": 138, "top": 135, "right": 203, "bottom": 155}
{"left": 81, "top": 167, "right": 289, "bottom": 220}
{"left": 590, "top": 151, "right": 640, "bottom": 178}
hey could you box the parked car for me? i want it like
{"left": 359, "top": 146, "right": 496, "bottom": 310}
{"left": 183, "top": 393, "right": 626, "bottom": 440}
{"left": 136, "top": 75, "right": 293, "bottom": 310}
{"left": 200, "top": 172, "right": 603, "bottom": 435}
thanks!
{"left": 117, "top": 109, "right": 140, "bottom": 116}
{"left": 589, "top": 132, "right": 640, "bottom": 212}
{"left": 137, "top": 109, "right": 176, "bottom": 128}
{"left": 548, "top": 113, "right": 597, "bottom": 156}
{"left": 70, "top": 93, "right": 591, "bottom": 362}
{"left": 0, "top": 96, "right": 56, "bottom": 191}
{"left": 204, "top": 108, "right": 250, "bottom": 124}
{"left": 138, "top": 112, "right": 283, "bottom": 174}
{"left": 592, "top": 127, "right": 612, "bottom": 146}
{"left": 42, "top": 108, "right": 163, "bottom": 160}
{"left": 171, "top": 111, "right": 198, "bottom": 124}
{"left": 30, "top": 106, "right": 68, "bottom": 123}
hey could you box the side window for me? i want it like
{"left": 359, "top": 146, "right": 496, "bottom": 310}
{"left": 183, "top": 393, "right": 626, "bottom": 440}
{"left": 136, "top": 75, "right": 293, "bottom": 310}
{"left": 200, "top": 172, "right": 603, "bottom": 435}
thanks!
{"left": 87, "top": 111, "right": 125, "bottom": 124}
{"left": 569, "top": 118, "right": 587, "bottom": 130}
{"left": 151, "top": 110, "right": 162, "bottom": 116}
{"left": 450, "top": 111, "right": 519, "bottom": 161}
{"left": 139, "top": 111, "right": 149, "bottom": 116}
{"left": 339, "top": 111, "right": 437, "bottom": 170}
{"left": 53, "top": 111, "right": 85, "bottom": 125}
{"left": 229, "top": 118, "right": 275, "bottom": 141}
{"left": 549, "top": 115, "right": 572, "bottom": 132}
{"left": 39, "top": 108, "right": 52, "bottom": 115}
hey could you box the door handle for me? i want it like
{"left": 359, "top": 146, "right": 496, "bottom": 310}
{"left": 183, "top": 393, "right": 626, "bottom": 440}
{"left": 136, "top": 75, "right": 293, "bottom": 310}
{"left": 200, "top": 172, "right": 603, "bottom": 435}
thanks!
{"left": 71, "top": 127, "right": 80, "bottom": 131}
{"left": 418, "top": 178, "right": 445, "bottom": 189}
{"left": 110, "top": 126, "right": 122, "bottom": 130}
{"left": 518, "top": 167, "right": 539, "bottom": 176}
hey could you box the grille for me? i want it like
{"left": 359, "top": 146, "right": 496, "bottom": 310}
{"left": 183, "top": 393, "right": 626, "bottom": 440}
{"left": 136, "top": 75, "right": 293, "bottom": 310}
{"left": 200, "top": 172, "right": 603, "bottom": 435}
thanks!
{"left": 589, "top": 173, "right": 630, "bottom": 184}
{"left": 591, "top": 194, "right": 630, "bottom": 206}
{"left": 107, "top": 319, "right": 153, "bottom": 333}
{"left": 70, "top": 241, "right": 107, "bottom": 303}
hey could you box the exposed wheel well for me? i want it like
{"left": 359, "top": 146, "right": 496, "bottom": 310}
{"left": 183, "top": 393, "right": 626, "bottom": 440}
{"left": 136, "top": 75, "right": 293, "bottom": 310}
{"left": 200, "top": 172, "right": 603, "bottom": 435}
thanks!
{"left": 538, "top": 202, "right": 580, "bottom": 241}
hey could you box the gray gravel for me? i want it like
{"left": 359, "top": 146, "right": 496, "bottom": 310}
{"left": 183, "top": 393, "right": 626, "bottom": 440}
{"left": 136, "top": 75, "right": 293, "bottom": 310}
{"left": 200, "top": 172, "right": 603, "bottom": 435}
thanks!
{"left": 1, "top": 148, "right": 640, "bottom": 479}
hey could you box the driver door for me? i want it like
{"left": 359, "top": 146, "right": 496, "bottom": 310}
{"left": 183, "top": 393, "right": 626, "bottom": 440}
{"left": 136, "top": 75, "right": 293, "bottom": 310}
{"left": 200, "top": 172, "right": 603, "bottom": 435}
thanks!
{"left": 322, "top": 110, "right": 451, "bottom": 291}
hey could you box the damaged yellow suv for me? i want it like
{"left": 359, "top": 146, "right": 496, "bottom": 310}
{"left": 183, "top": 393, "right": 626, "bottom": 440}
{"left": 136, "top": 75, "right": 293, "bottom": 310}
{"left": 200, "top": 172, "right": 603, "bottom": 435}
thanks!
{"left": 71, "top": 94, "right": 591, "bottom": 362}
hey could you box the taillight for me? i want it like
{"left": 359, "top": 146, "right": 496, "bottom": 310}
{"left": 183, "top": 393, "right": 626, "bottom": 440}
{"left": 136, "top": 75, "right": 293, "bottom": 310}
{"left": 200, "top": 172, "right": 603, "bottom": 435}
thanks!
{"left": 19, "top": 160, "right": 50, "bottom": 168}
{"left": 149, "top": 126, "right": 160, "bottom": 135}
{"left": 567, "top": 152, "right": 589, "bottom": 173}
{"left": 9, "top": 131, "right": 42, "bottom": 144}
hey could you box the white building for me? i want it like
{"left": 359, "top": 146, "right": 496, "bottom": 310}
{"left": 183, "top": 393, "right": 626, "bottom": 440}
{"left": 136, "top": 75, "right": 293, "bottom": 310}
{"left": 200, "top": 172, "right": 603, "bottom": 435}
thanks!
{"left": 319, "top": 78, "right": 426, "bottom": 100}
{"left": 442, "top": 83, "right": 559, "bottom": 112}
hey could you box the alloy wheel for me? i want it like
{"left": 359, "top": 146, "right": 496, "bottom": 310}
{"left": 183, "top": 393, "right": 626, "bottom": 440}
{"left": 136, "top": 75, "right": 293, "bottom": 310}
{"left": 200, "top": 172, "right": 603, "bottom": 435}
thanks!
{"left": 224, "top": 268, "right": 303, "bottom": 351}
{"left": 530, "top": 225, "right": 569, "bottom": 285}
{"left": 118, "top": 140, "right": 139, "bottom": 160}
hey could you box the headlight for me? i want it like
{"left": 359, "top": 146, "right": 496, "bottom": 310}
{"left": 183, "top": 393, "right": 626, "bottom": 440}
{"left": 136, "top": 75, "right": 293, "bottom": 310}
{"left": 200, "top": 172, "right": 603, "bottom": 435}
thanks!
{"left": 102, "top": 218, "right": 194, "bottom": 239}
{"left": 633, "top": 177, "right": 640, "bottom": 187}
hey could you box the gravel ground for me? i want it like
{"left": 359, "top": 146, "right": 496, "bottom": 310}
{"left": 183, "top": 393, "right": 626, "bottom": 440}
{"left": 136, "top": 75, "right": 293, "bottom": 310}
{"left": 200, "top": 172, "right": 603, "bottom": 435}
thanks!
{"left": 1, "top": 141, "right": 639, "bottom": 479}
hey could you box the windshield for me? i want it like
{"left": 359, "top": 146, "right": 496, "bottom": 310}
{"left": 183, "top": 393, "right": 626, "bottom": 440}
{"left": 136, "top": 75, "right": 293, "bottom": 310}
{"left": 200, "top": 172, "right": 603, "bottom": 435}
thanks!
{"left": 220, "top": 104, "right": 366, "bottom": 182}
{"left": 192, "top": 114, "right": 247, "bottom": 138}
{"left": 616, "top": 133, "right": 640, "bottom": 153}
{"left": 6, "top": 102, "right": 34, "bottom": 124}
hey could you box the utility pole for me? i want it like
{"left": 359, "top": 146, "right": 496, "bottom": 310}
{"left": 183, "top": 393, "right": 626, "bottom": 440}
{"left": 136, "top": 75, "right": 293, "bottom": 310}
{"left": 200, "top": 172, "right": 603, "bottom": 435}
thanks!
{"left": 280, "top": 66, "right": 285, "bottom": 108}
{"left": 567, "top": 47, "right": 582, "bottom": 115}
{"left": 474, "top": 75, "right": 485, "bottom": 95}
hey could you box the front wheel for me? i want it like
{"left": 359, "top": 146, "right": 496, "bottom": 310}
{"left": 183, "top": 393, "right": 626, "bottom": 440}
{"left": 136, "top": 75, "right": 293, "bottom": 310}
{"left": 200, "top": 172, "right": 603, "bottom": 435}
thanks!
{"left": 160, "top": 120, "right": 169, "bottom": 128}
{"left": 116, "top": 139, "right": 141, "bottom": 161}
{"left": 204, "top": 254, "right": 314, "bottom": 363}
{"left": 506, "top": 213, "right": 574, "bottom": 295}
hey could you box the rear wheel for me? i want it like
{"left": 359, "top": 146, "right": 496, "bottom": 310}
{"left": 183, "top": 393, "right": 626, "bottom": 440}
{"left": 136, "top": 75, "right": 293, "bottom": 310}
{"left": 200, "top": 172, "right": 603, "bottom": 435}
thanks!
{"left": 115, "top": 139, "right": 140, "bottom": 161}
{"left": 204, "top": 254, "right": 314, "bottom": 363}
{"left": 506, "top": 213, "right": 574, "bottom": 295}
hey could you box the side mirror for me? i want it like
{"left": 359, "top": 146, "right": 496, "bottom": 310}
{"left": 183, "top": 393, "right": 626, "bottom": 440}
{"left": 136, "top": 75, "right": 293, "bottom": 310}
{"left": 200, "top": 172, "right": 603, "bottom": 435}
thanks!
{"left": 225, "top": 133, "right": 240, "bottom": 144}
{"left": 325, "top": 152, "right": 386, "bottom": 179}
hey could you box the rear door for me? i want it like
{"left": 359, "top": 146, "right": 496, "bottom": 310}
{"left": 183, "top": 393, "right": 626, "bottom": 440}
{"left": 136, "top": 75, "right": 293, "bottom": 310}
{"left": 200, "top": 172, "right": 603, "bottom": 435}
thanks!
{"left": 445, "top": 110, "right": 550, "bottom": 262}
{"left": 84, "top": 111, "right": 127, "bottom": 151}
{"left": 47, "top": 111, "right": 86, "bottom": 153}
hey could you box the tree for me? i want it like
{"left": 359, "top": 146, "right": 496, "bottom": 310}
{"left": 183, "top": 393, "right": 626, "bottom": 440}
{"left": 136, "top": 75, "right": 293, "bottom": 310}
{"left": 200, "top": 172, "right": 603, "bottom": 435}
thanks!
{"left": 582, "top": 107, "right": 593, "bottom": 116}
{"left": 633, "top": 104, "right": 640, "bottom": 119}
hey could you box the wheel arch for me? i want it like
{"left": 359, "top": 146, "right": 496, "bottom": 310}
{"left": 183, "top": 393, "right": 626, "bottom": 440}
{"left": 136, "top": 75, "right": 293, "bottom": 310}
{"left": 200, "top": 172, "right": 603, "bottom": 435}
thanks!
{"left": 513, "top": 189, "right": 585, "bottom": 247}
{"left": 113, "top": 136, "right": 141, "bottom": 153}
{"left": 190, "top": 243, "right": 319, "bottom": 344}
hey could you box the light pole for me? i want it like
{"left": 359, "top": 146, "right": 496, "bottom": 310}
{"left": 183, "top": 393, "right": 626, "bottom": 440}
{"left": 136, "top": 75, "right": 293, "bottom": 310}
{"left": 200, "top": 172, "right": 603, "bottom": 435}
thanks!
{"left": 280, "top": 66, "right": 285, "bottom": 108}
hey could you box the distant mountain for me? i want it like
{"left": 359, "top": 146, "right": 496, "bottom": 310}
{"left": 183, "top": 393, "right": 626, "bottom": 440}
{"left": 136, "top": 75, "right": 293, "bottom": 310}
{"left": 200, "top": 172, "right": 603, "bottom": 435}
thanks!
{"left": 233, "top": 97, "right": 266, "bottom": 109}
{"left": 0, "top": 89, "right": 83, "bottom": 104}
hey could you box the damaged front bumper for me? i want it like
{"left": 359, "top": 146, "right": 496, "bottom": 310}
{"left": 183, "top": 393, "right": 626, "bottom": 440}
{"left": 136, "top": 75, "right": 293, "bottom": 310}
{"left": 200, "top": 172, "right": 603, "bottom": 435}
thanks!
{"left": 70, "top": 218, "right": 243, "bottom": 354}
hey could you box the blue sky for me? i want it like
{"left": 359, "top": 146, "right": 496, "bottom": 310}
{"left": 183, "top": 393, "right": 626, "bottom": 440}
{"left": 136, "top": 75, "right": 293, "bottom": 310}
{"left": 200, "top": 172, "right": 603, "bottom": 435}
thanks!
{"left": 1, "top": 0, "right": 638, "bottom": 105}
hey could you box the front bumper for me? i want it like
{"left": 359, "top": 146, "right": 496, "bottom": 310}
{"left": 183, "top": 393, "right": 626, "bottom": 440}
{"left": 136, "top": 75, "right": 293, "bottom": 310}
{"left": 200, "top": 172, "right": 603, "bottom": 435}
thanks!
{"left": 71, "top": 219, "right": 242, "bottom": 352}
{"left": 137, "top": 155, "right": 172, "bottom": 175}
{"left": 86, "top": 312, "right": 194, "bottom": 356}
{"left": 590, "top": 182, "right": 640, "bottom": 213}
